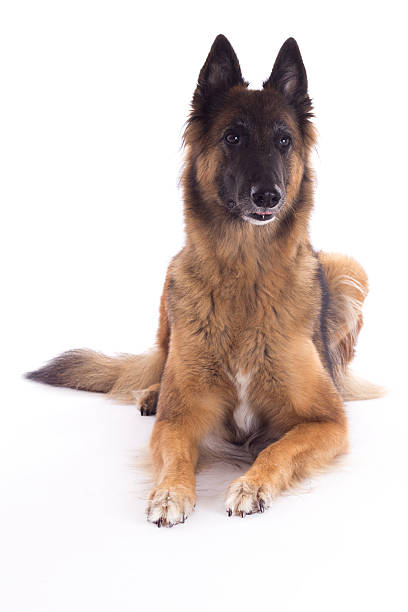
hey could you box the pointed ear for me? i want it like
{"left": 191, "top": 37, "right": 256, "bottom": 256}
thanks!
{"left": 263, "top": 38, "right": 309, "bottom": 109}
{"left": 193, "top": 35, "right": 245, "bottom": 107}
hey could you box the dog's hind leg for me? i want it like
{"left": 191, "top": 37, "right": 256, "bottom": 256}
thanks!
{"left": 317, "top": 252, "right": 383, "bottom": 400}
{"left": 318, "top": 251, "right": 368, "bottom": 364}
{"left": 133, "top": 383, "right": 160, "bottom": 416}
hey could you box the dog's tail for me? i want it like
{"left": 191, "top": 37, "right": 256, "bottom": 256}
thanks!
{"left": 25, "top": 348, "right": 166, "bottom": 403}
{"left": 338, "top": 368, "right": 385, "bottom": 402}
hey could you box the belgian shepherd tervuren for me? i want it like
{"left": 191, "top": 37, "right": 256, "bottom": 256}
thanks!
{"left": 26, "top": 35, "right": 382, "bottom": 527}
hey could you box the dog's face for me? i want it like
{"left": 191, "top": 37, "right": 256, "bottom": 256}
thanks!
{"left": 185, "top": 36, "right": 315, "bottom": 227}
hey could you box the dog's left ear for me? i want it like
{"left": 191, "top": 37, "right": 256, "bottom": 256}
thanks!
{"left": 263, "top": 38, "right": 309, "bottom": 110}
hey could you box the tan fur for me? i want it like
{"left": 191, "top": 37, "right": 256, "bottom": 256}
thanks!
{"left": 28, "top": 114, "right": 378, "bottom": 526}
{"left": 340, "top": 370, "right": 385, "bottom": 401}
{"left": 133, "top": 383, "right": 160, "bottom": 415}
{"left": 27, "top": 40, "right": 381, "bottom": 527}
{"left": 317, "top": 251, "right": 384, "bottom": 400}
{"left": 142, "top": 87, "right": 380, "bottom": 525}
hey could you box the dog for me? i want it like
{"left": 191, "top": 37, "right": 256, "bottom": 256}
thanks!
{"left": 26, "top": 35, "right": 382, "bottom": 527}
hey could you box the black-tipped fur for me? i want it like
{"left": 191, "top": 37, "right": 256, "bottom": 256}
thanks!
{"left": 25, "top": 350, "right": 118, "bottom": 393}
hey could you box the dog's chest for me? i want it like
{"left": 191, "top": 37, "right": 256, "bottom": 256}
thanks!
{"left": 229, "top": 369, "right": 258, "bottom": 435}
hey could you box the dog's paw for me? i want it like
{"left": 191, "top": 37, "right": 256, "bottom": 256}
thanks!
{"left": 146, "top": 485, "right": 196, "bottom": 527}
{"left": 225, "top": 476, "right": 273, "bottom": 517}
{"left": 133, "top": 385, "right": 159, "bottom": 416}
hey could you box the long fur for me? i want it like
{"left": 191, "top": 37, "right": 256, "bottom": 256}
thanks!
{"left": 340, "top": 370, "right": 385, "bottom": 402}
{"left": 25, "top": 348, "right": 166, "bottom": 403}
{"left": 26, "top": 35, "right": 383, "bottom": 527}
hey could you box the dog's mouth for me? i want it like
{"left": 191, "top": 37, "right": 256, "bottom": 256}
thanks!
{"left": 242, "top": 207, "right": 281, "bottom": 226}
{"left": 248, "top": 212, "right": 275, "bottom": 222}
{"left": 227, "top": 198, "right": 284, "bottom": 226}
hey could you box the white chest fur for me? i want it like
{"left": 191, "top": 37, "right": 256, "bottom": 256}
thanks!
{"left": 198, "top": 369, "right": 259, "bottom": 464}
{"left": 232, "top": 370, "right": 257, "bottom": 435}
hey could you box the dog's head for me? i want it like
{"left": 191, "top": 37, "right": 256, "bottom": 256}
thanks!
{"left": 184, "top": 35, "right": 315, "bottom": 228}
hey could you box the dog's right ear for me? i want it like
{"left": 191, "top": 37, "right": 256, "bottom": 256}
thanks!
{"left": 193, "top": 35, "right": 245, "bottom": 108}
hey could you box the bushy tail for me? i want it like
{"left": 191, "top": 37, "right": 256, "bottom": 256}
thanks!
{"left": 339, "top": 368, "right": 386, "bottom": 401}
{"left": 25, "top": 348, "right": 166, "bottom": 403}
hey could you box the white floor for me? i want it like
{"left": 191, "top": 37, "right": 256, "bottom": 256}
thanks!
{"left": 1, "top": 366, "right": 406, "bottom": 612}
{"left": 1, "top": 2, "right": 407, "bottom": 608}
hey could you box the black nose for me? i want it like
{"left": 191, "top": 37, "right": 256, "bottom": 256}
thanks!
{"left": 251, "top": 186, "right": 281, "bottom": 208}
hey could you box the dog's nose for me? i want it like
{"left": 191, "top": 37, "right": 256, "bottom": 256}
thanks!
{"left": 251, "top": 186, "right": 281, "bottom": 208}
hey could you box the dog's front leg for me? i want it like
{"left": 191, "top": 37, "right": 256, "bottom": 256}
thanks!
{"left": 226, "top": 418, "right": 347, "bottom": 516}
{"left": 147, "top": 417, "right": 199, "bottom": 528}
{"left": 146, "top": 370, "right": 220, "bottom": 527}
{"left": 225, "top": 359, "right": 348, "bottom": 517}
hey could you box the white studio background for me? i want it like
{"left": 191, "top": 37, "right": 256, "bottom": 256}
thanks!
{"left": 1, "top": 1, "right": 407, "bottom": 611}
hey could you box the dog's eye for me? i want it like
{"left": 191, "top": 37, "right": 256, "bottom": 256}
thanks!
{"left": 279, "top": 135, "right": 291, "bottom": 148}
{"left": 225, "top": 133, "right": 240, "bottom": 145}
